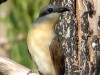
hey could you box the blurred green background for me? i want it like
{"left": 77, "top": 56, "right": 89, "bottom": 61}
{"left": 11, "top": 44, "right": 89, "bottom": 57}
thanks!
{"left": 0, "top": 0, "right": 49, "bottom": 69}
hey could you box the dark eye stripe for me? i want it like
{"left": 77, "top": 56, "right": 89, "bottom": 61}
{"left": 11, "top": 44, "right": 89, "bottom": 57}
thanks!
{"left": 48, "top": 8, "right": 53, "bottom": 13}
{"left": 39, "top": 11, "right": 47, "bottom": 17}
{"left": 39, "top": 5, "right": 69, "bottom": 17}
{"left": 39, "top": 8, "right": 53, "bottom": 17}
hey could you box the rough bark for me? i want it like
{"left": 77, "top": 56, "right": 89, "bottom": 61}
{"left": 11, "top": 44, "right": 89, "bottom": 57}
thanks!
{"left": 50, "top": 0, "right": 100, "bottom": 75}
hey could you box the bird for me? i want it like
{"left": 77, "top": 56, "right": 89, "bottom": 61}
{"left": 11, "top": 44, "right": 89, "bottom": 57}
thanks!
{"left": 27, "top": 5, "right": 69, "bottom": 75}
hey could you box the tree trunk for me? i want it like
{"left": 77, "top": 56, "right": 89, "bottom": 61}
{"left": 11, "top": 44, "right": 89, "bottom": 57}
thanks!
{"left": 50, "top": 0, "right": 100, "bottom": 75}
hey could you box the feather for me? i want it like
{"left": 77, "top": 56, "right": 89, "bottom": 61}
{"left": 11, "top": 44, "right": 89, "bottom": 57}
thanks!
{"left": 49, "top": 37, "right": 65, "bottom": 75}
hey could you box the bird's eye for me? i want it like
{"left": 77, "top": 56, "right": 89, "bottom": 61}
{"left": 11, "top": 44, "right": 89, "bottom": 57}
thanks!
{"left": 48, "top": 8, "right": 53, "bottom": 13}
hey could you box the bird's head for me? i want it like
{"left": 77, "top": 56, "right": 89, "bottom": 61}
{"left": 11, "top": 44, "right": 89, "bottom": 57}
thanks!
{"left": 39, "top": 5, "right": 69, "bottom": 17}
{"left": 35, "top": 5, "right": 69, "bottom": 26}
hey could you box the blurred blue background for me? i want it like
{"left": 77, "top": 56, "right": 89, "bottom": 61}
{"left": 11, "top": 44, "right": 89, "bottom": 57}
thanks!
{"left": 0, "top": 0, "right": 49, "bottom": 69}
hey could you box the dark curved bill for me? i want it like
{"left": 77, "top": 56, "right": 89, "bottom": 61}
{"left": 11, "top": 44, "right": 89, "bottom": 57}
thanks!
{"left": 57, "top": 6, "right": 69, "bottom": 13}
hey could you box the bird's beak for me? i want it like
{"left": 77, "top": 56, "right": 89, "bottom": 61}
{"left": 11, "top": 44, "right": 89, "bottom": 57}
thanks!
{"left": 57, "top": 6, "right": 69, "bottom": 13}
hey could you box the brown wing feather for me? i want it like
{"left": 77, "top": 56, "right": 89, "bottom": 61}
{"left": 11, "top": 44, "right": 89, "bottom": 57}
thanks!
{"left": 49, "top": 37, "right": 65, "bottom": 75}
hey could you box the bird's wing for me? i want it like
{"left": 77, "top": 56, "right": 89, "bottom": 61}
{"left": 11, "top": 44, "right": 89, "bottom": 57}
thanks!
{"left": 49, "top": 37, "right": 65, "bottom": 75}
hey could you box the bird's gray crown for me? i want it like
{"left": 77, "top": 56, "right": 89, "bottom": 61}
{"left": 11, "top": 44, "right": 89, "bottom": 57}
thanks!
{"left": 39, "top": 5, "right": 69, "bottom": 17}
